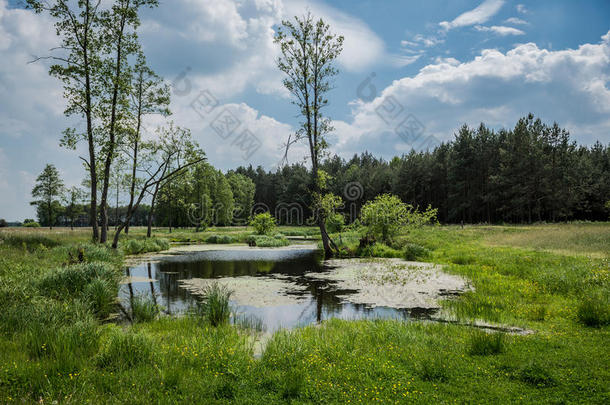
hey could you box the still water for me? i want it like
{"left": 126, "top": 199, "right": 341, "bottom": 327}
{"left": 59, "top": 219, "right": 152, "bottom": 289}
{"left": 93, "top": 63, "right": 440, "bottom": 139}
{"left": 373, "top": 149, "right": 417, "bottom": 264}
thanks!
{"left": 120, "top": 247, "right": 438, "bottom": 331}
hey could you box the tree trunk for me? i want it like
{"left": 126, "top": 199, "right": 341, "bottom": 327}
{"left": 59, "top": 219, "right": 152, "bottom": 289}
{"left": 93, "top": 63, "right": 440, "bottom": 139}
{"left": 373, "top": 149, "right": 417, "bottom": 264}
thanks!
{"left": 100, "top": 7, "right": 128, "bottom": 243}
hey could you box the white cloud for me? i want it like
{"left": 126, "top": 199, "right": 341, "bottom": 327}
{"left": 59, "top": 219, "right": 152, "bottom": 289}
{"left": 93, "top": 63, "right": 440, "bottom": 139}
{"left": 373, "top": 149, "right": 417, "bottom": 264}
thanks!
{"left": 282, "top": 0, "right": 386, "bottom": 72}
{"left": 335, "top": 31, "right": 610, "bottom": 158}
{"left": 439, "top": 0, "right": 505, "bottom": 31}
{"left": 504, "top": 17, "right": 528, "bottom": 25}
{"left": 474, "top": 25, "right": 526, "bottom": 36}
{"left": 516, "top": 4, "right": 528, "bottom": 14}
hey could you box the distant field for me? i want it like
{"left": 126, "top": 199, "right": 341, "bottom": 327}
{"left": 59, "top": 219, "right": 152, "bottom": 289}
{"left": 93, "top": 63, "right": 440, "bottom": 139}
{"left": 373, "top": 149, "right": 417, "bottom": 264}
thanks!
{"left": 481, "top": 223, "right": 610, "bottom": 258}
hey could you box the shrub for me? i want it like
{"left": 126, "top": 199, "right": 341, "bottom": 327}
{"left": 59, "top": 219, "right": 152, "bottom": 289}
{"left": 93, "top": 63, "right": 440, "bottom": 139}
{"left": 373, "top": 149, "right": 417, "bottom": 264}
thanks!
{"left": 205, "top": 234, "right": 235, "bottom": 244}
{"left": 96, "top": 331, "right": 155, "bottom": 370}
{"left": 23, "top": 221, "right": 41, "bottom": 228}
{"left": 196, "top": 282, "right": 232, "bottom": 327}
{"left": 250, "top": 212, "right": 276, "bottom": 235}
{"left": 577, "top": 289, "right": 609, "bottom": 327}
{"left": 361, "top": 194, "right": 437, "bottom": 244}
{"left": 247, "top": 235, "right": 289, "bottom": 247}
{"left": 403, "top": 243, "right": 431, "bottom": 261}
{"left": 357, "top": 243, "right": 402, "bottom": 258}
{"left": 467, "top": 331, "right": 506, "bottom": 356}
{"left": 130, "top": 294, "right": 160, "bottom": 323}
{"left": 326, "top": 212, "right": 345, "bottom": 234}
{"left": 122, "top": 238, "right": 169, "bottom": 255}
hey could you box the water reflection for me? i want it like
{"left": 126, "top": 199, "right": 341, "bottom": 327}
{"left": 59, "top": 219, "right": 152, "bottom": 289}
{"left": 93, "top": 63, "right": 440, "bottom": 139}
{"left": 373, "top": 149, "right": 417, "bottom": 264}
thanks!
{"left": 120, "top": 247, "right": 438, "bottom": 330}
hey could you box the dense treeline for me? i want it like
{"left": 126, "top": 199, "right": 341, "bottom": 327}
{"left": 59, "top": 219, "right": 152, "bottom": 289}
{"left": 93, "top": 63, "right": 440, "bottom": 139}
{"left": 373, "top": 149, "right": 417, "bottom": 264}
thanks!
{"left": 237, "top": 115, "right": 610, "bottom": 224}
{"left": 29, "top": 114, "right": 609, "bottom": 228}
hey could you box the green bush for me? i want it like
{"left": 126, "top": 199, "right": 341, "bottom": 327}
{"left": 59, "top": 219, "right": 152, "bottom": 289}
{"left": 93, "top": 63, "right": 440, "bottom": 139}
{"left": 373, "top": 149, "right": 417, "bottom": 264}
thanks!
{"left": 96, "top": 331, "right": 155, "bottom": 370}
{"left": 131, "top": 295, "right": 160, "bottom": 323}
{"left": 250, "top": 212, "right": 276, "bottom": 235}
{"left": 196, "top": 282, "right": 232, "bottom": 327}
{"left": 326, "top": 212, "right": 345, "bottom": 234}
{"left": 122, "top": 238, "right": 170, "bottom": 255}
{"left": 23, "top": 221, "right": 41, "bottom": 228}
{"left": 361, "top": 194, "right": 437, "bottom": 244}
{"left": 468, "top": 331, "right": 506, "bottom": 356}
{"left": 403, "top": 243, "right": 431, "bottom": 261}
{"left": 247, "top": 235, "right": 290, "bottom": 247}
{"left": 357, "top": 243, "right": 402, "bottom": 258}
{"left": 205, "top": 234, "right": 236, "bottom": 244}
{"left": 577, "top": 289, "right": 609, "bottom": 327}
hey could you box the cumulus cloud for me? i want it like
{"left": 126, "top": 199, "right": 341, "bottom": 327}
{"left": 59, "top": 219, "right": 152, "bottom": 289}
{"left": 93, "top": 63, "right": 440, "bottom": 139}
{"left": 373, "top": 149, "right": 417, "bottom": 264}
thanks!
{"left": 504, "top": 17, "right": 528, "bottom": 25}
{"left": 474, "top": 25, "right": 525, "bottom": 36}
{"left": 439, "top": 0, "right": 505, "bottom": 31}
{"left": 335, "top": 31, "right": 610, "bottom": 158}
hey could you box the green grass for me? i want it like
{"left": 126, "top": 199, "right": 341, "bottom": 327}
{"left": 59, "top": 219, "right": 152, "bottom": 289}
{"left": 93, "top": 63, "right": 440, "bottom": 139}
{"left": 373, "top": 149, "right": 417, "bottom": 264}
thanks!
{"left": 0, "top": 224, "right": 608, "bottom": 403}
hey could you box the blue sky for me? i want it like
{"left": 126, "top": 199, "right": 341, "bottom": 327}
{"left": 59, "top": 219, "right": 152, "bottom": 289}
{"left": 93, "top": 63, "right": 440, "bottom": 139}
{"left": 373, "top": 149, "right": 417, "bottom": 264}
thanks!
{"left": 1, "top": 0, "right": 609, "bottom": 220}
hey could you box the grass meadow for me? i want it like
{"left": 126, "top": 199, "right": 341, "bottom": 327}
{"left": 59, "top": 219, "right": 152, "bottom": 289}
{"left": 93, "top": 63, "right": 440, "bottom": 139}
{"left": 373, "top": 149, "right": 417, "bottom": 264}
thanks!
{"left": 0, "top": 223, "right": 608, "bottom": 403}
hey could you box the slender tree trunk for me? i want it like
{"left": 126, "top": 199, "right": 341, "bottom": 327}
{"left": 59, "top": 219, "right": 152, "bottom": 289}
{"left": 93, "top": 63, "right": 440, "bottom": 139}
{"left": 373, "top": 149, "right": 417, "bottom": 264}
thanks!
{"left": 147, "top": 184, "right": 160, "bottom": 238}
{"left": 100, "top": 5, "right": 128, "bottom": 243}
{"left": 83, "top": 1, "right": 99, "bottom": 242}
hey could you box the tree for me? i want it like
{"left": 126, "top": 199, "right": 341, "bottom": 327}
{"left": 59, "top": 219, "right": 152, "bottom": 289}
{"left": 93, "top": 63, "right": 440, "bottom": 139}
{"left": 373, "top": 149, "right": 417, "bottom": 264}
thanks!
{"left": 361, "top": 194, "right": 437, "bottom": 245}
{"left": 250, "top": 213, "right": 276, "bottom": 235}
{"left": 31, "top": 164, "right": 65, "bottom": 229}
{"left": 123, "top": 52, "right": 171, "bottom": 234}
{"left": 215, "top": 173, "right": 234, "bottom": 226}
{"left": 0, "top": 219, "right": 7, "bottom": 228}
{"left": 110, "top": 123, "right": 204, "bottom": 248}
{"left": 64, "top": 186, "right": 85, "bottom": 230}
{"left": 275, "top": 13, "right": 344, "bottom": 258}
{"left": 97, "top": 0, "right": 159, "bottom": 243}
{"left": 227, "top": 172, "right": 255, "bottom": 224}
{"left": 27, "top": 0, "right": 103, "bottom": 241}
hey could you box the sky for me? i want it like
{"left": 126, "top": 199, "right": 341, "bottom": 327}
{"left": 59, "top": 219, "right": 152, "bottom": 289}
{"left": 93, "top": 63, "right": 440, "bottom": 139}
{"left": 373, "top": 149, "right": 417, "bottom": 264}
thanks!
{"left": 1, "top": 0, "right": 609, "bottom": 221}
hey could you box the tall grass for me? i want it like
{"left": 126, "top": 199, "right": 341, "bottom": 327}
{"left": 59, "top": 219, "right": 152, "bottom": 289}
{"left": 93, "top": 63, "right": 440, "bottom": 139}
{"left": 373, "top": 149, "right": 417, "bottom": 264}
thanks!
{"left": 131, "top": 294, "right": 160, "bottom": 323}
{"left": 467, "top": 330, "right": 506, "bottom": 355}
{"left": 95, "top": 331, "right": 155, "bottom": 370}
{"left": 194, "top": 282, "right": 232, "bottom": 327}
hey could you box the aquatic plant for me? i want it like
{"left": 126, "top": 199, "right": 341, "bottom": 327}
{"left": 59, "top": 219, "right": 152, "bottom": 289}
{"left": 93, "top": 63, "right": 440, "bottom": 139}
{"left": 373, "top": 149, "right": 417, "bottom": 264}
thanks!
{"left": 131, "top": 294, "right": 160, "bottom": 323}
{"left": 196, "top": 282, "right": 233, "bottom": 327}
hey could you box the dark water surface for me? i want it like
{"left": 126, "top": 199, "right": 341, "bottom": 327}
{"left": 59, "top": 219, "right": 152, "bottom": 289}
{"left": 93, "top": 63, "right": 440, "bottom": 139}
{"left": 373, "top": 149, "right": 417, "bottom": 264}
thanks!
{"left": 120, "top": 247, "right": 437, "bottom": 331}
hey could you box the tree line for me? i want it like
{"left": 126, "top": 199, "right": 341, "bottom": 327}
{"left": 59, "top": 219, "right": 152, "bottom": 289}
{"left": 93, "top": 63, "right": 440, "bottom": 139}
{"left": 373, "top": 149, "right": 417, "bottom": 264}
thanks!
{"left": 236, "top": 114, "right": 610, "bottom": 224}
{"left": 28, "top": 162, "right": 255, "bottom": 232}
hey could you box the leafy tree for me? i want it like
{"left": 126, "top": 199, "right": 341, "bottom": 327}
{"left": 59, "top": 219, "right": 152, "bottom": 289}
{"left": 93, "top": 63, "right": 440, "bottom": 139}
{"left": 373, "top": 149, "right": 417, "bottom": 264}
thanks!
{"left": 97, "top": 0, "right": 159, "bottom": 243}
{"left": 275, "top": 13, "right": 344, "bottom": 258}
{"left": 64, "top": 186, "right": 86, "bottom": 230}
{"left": 31, "top": 164, "right": 65, "bottom": 229}
{"left": 0, "top": 219, "right": 7, "bottom": 228}
{"left": 27, "top": 0, "right": 103, "bottom": 241}
{"left": 111, "top": 123, "right": 205, "bottom": 248}
{"left": 361, "top": 194, "right": 437, "bottom": 244}
{"left": 227, "top": 173, "right": 255, "bottom": 224}
{"left": 123, "top": 52, "right": 171, "bottom": 234}
{"left": 215, "top": 173, "right": 234, "bottom": 226}
{"left": 250, "top": 213, "right": 276, "bottom": 235}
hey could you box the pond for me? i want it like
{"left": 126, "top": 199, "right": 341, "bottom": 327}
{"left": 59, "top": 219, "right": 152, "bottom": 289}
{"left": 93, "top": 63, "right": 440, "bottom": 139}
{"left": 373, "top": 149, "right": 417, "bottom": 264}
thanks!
{"left": 120, "top": 246, "right": 445, "bottom": 331}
